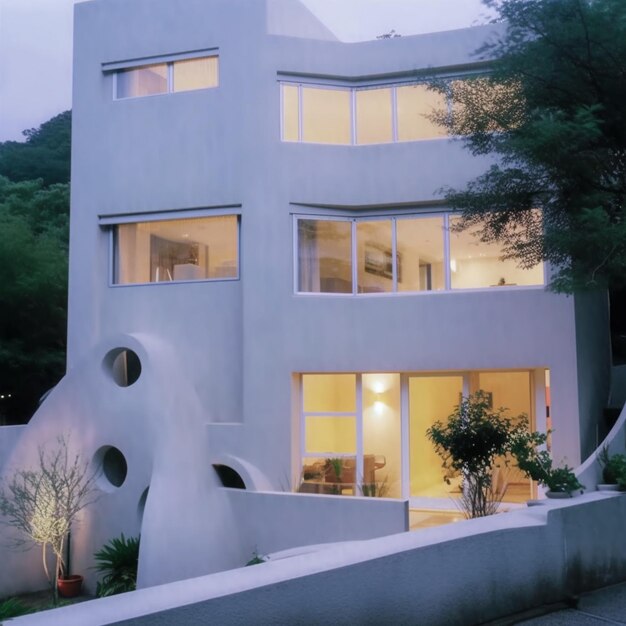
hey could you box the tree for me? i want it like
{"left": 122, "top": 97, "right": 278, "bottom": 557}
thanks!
{"left": 426, "top": 391, "right": 525, "bottom": 518}
{"left": 0, "top": 111, "right": 71, "bottom": 187}
{"left": 431, "top": 0, "right": 626, "bottom": 293}
{"left": 0, "top": 176, "right": 69, "bottom": 424}
{"left": 0, "top": 437, "right": 98, "bottom": 605}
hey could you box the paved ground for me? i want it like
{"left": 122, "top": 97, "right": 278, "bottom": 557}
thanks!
{"left": 515, "top": 582, "right": 626, "bottom": 625}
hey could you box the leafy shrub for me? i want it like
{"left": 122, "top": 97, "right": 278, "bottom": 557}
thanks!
{"left": 93, "top": 534, "right": 140, "bottom": 597}
{"left": 598, "top": 448, "right": 626, "bottom": 487}
{"left": 426, "top": 391, "right": 523, "bottom": 518}
{"left": 0, "top": 597, "right": 30, "bottom": 620}
{"left": 510, "top": 430, "right": 584, "bottom": 494}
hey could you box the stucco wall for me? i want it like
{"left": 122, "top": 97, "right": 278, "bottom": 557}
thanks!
{"left": 13, "top": 493, "right": 626, "bottom": 626}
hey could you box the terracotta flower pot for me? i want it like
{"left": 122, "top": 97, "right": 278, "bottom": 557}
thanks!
{"left": 58, "top": 574, "right": 83, "bottom": 598}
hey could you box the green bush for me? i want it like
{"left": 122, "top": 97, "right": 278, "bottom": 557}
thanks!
{"left": 510, "top": 430, "right": 584, "bottom": 494}
{"left": 599, "top": 449, "right": 626, "bottom": 487}
{"left": 93, "top": 534, "right": 140, "bottom": 597}
{"left": 0, "top": 597, "right": 30, "bottom": 620}
{"left": 426, "top": 391, "right": 524, "bottom": 518}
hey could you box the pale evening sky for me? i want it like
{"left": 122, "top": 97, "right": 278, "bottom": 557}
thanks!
{"left": 0, "top": 0, "right": 494, "bottom": 142}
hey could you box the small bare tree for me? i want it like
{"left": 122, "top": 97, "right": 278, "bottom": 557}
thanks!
{"left": 0, "top": 436, "right": 98, "bottom": 604}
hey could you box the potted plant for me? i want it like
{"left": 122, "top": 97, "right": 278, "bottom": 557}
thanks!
{"left": 597, "top": 447, "right": 626, "bottom": 491}
{"left": 0, "top": 436, "right": 98, "bottom": 605}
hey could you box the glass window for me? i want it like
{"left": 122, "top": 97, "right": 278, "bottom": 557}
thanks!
{"left": 114, "top": 215, "right": 238, "bottom": 285}
{"left": 117, "top": 64, "right": 168, "bottom": 99}
{"left": 172, "top": 56, "right": 219, "bottom": 92}
{"left": 449, "top": 217, "right": 544, "bottom": 289}
{"left": 356, "top": 88, "right": 393, "bottom": 144}
{"left": 396, "top": 217, "right": 445, "bottom": 291}
{"left": 282, "top": 84, "right": 299, "bottom": 142}
{"left": 357, "top": 220, "right": 393, "bottom": 293}
{"left": 297, "top": 219, "right": 352, "bottom": 293}
{"left": 396, "top": 84, "right": 447, "bottom": 141}
{"left": 305, "top": 416, "right": 356, "bottom": 454}
{"left": 302, "top": 87, "right": 351, "bottom": 144}
{"left": 303, "top": 374, "right": 356, "bottom": 413}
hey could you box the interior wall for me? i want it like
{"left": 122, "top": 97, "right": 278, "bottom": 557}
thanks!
{"left": 409, "top": 375, "right": 463, "bottom": 497}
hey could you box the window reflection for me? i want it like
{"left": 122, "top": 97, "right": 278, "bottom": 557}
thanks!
{"left": 298, "top": 219, "right": 352, "bottom": 293}
{"left": 396, "top": 84, "right": 447, "bottom": 141}
{"left": 449, "top": 217, "right": 544, "bottom": 289}
{"left": 117, "top": 64, "right": 168, "bottom": 99}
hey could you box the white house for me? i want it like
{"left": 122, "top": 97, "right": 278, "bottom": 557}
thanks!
{"left": 0, "top": 0, "right": 612, "bottom": 595}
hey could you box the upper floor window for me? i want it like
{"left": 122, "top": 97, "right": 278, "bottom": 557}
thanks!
{"left": 281, "top": 82, "right": 448, "bottom": 145}
{"left": 116, "top": 55, "right": 219, "bottom": 99}
{"left": 113, "top": 214, "right": 238, "bottom": 285}
{"left": 295, "top": 214, "right": 544, "bottom": 294}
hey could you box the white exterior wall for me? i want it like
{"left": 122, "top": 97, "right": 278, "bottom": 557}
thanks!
{"left": 0, "top": 0, "right": 610, "bottom": 596}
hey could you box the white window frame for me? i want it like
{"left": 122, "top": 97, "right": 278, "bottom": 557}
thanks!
{"left": 104, "top": 210, "right": 241, "bottom": 288}
{"left": 110, "top": 52, "right": 219, "bottom": 101}
{"left": 280, "top": 80, "right": 451, "bottom": 146}
{"left": 293, "top": 212, "right": 546, "bottom": 296}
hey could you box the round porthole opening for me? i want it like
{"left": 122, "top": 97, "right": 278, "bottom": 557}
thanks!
{"left": 93, "top": 445, "right": 128, "bottom": 491}
{"left": 103, "top": 348, "right": 141, "bottom": 387}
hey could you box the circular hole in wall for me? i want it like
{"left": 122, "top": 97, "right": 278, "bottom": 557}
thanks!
{"left": 137, "top": 487, "right": 149, "bottom": 525}
{"left": 103, "top": 348, "right": 142, "bottom": 387}
{"left": 93, "top": 445, "right": 128, "bottom": 491}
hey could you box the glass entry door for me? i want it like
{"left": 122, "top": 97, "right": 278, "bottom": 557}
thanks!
{"left": 408, "top": 375, "right": 464, "bottom": 504}
{"left": 406, "top": 371, "right": 536, "bottom": 507}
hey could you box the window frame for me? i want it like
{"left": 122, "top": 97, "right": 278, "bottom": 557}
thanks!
{"left": 280, "top": 79, "right": 453, "bottom": 146}
{"left": 293, "top": 211, "right": 546, "bottom": 296}
{"left": 111, "top": 52, "right": 219, "bottom": 101}
{"left": 105, "top": 211, "right": 241, "bottom": 288}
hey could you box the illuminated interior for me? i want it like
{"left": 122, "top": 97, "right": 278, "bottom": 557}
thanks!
{"left": 114, "top": 215, "right": 238, "bottom": 284}
{"left": 449, "top": 218, "right": 544, "bottom": 288}
{"left": 296, "top": 215, "right": 542, "bottom": 294}
{"left": 116, "top": 56, "right": 219, "bottom": 99}
{"left": 282, "top": 82, "right": 448, "bottom": 144}
{"left": 299, "top": 370, "right": 546, "bottom": 503}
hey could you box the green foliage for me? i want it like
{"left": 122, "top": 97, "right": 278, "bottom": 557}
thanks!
{"left": 0, "top": 111, "right": 71, "bottom": 186}
{"left": 598, "top": 448, "right": 626, "bottom": 487}
{"left": 0, "top": 176, "right": 69, "bottom": 424}
{"left": 325, "top": 458, "right": 343, "bottom": 482}
{"left": 426, "top": 391, "right": 525, "bottom": 517}
{"left": 431, "top": 0, "right": 626, "bottom": 291}
{"left": 93, "top": 534, "right": 140, "bottom": 597}
{"left": 360, "top": 476, "right": 390, "bottom": 498}
{"left": 510, "top": 429, "right": 584, "bottom": 493}
{"left": 245, "top": 550, "right": 267, "bottom": 566}
{"left": 0, "top": 597, "right": 31, "bottom": 620}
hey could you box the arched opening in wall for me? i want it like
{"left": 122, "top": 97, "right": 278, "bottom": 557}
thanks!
{"left": 137, "top": 486, "right": 149, "bottom": 525}
{"left": 213, "top": 464, "right": 246, "bottom": 489}
{"left": 93, "top": 445, "right": 128, "bottom": 492}
{"left": 103, "top": 348, "right": 142, "bottom": 387}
